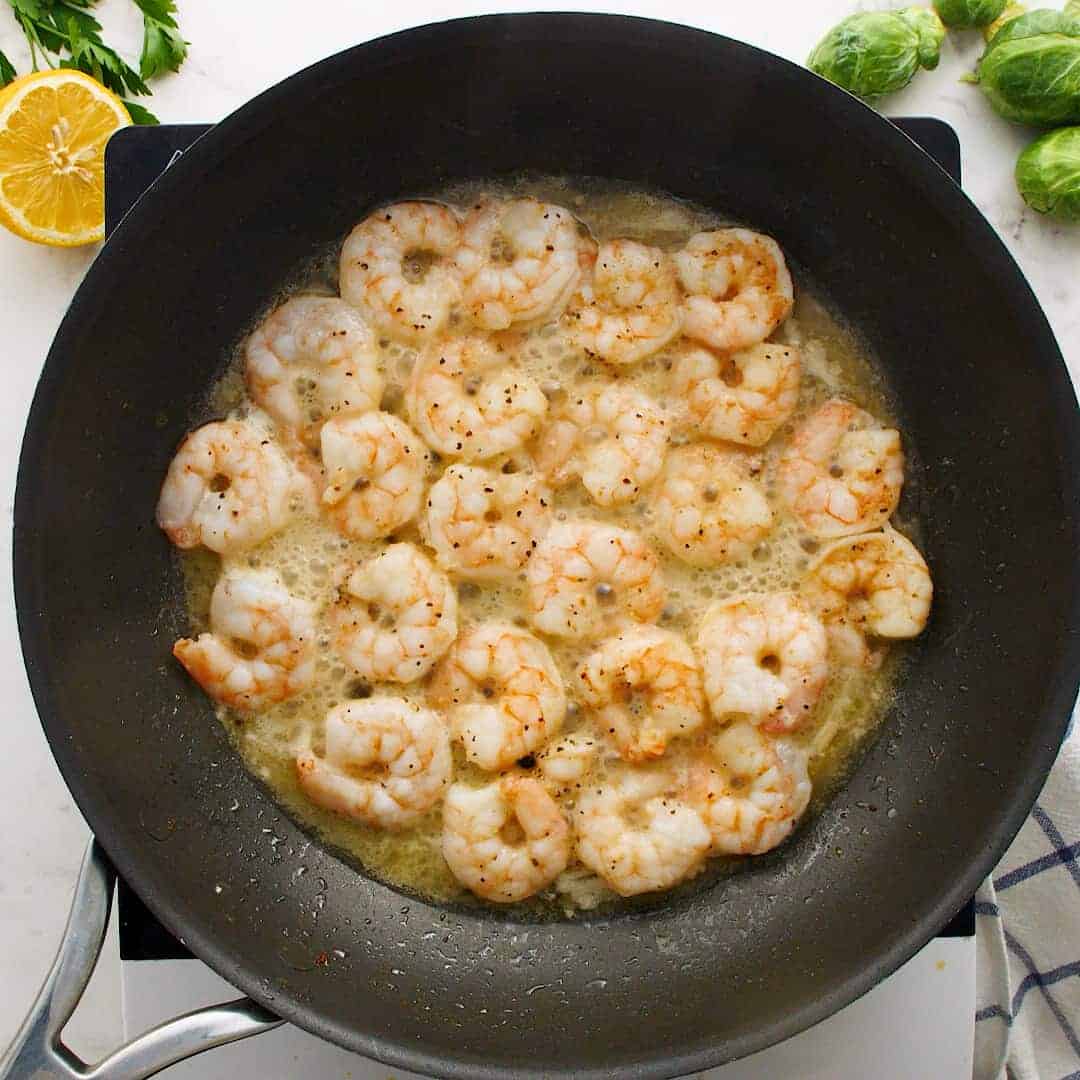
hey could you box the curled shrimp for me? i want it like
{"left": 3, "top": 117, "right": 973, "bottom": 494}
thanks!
{"left": 537, "top": 732, "right": 601, "bottom": 791}
{"left": 405, "top": 336, "right": 548, "bottom": 461}
{"left": 332, "top": 543, "right": 458, "bottom": 684}
{"left": 320, "top": 411, "right": 428, "bottom": 541}
{"left": 295, "top": 699, "right": 451, "bottom": 830}
{"left": 685, "top": 721, "right": 811, "bottom": 856}
{"left": 671, "top": 342, "right": 800, "bottom": 447}
{"left": 339, "top": 201, "right": 463, "bottom": 344}
{"left": 697, "top": 592, "right": 829, "bottom": 734}
{"left": 526, "top": 520, "right": 665, "bottom": 640}
{"left": 802, "top": 528, "right": 932, "bottom": 667}
{"left": 533, "top": 382, "right": 668, "bottom": 506}
{"left": 173, "top": 568, "right": 316, "bottom": 711}
{"left": 577, "top": 626, "right": 705, "bottom": 762}
{"left": 674, "top": 228, "right": 794, "bottom": 352}
{"left": 429, "top": 623, "right": 566, "bottom": 772}
{"left": 653, "top": 443, "right": 773, "bottom": 567}
{"left": 244, "top": 297, "right": 383, "bottom": 449}
{"left": 567, "top": 239, "right": 682, "bottom": 365}
{"left": 777, "top": 398, "right": 904, "bottom": 539}
{"left": 442, "top": 776, "right": 570, "bottom": 902}
{"left": 421, "top": 463, "right": 552, "bottom": 582}
{"left": 156, "top": 419, "right": 308, "bottom": 554}
{"left": 575, "top": 767, "right": 710, "bottom": 897}
{"left": 457, "top": 198, "right": 584, "bottom": 330}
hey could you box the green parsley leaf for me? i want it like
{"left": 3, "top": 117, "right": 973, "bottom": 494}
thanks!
{"left": 132, "top": 0, "right": 186, "bottom": 79}
{"left": 121, "top": 98, "right": 159, "bottom": 124}
{"left": 52, "top": 1, "right": 104, "bottom": 37}
{"left": 138, "top": 16, "right": 186, "bottom": 78}
{"left": 3, "top": 0, "right": 184, "bottom": 110}
{"left": 132, "top": 0, "right": 177, "bottom": 22}
{"left": 9, "top": 0, "right": 48, "bottom": 20}
{"left": 62, "top": 15, "right": 151, "bottom": 96}
{"left": 10, "top": 2, "right": 68, "bottom": 58}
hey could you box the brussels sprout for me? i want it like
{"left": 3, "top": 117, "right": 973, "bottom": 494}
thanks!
{"left": 976, "top": 9, "right": 1080, "bottom": 124}
{"left": 988, "top": 5, "right": 1080, "bottom": 42}
{"left": 983, "top": 3, "right": 1027, "bottom": 42}
{"left": 807, "top": 9, "right": 945, "bottom": 100}
{"left": 899, "top": 6, "right": 948, "bottom": 64}
{"left": 934, "top": 0, "right": 1007, "bottom": 27}
{"left": 1015, "top": 126, "right": 1080, "bottom": 220}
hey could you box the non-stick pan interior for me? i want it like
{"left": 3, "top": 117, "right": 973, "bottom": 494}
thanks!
{"left": 14, "top": 16, "right": 1080, "bottom": 1079}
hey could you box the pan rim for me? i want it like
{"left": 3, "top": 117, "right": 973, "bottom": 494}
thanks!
{"left": 14, "top": 13, "right": 1080, "bottom": 1078}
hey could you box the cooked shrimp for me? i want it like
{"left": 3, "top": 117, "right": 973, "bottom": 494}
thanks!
{"left": 671, "top": 342, "right": 800, "bottom": 446}
{"left": 319, "top": 411, "right": 428, "bottom": 541}
{"left": 405, "top": 336, "right": 547, "bottom": 461}
{"left": 685, "top": 721, "right": 811, "bottom": 856}
{"left": 457, "top": 197, "right": 584, "bottom": 330}
{"left": 156, "top": 419, "right": 307, "bottom": 554}
{"left": 653, "top": 443, "right": 773, "bottom": 567}
{"left": 537, "top": 731, "right": 600, "bottom": 789}
{"left": 422, "top": 464, "right": 552, "bottom": 582}
{"left": 526, "top": 520, "right": 665, "bottom": 640}
{"left": 295, "top": 699, "right": 451, "bottom": 830}
{"left": 339, "top": 201, "right": 463, "bottom": 344}
{"left": 173, "top": 568, "right": 315, "bottom": 711}
{"left": 567, "top": 239, "right": 682, "bottom": 365}
{"left": 244, "top": 297, "right": 383, "bottom": 448}
{"left": 429, "top": 623, "right": 566, "bottom": 772}
{"left": 697, "top": 592, "right": 829, "bottom": 734}
{"left": 442, "top": 776, "right": 570, "bottom": 902}
{"left": 575, "top": 767, "right": 710, "bottom": 896}
{"left": 674, "top": 228, "right": 794, "bottom": 352}
{"left": 577, "top": 626, "right": 705, "bottom": 762}
{"left": 332, "top": 543, "right": 458, "bottom": 683}
{"left": 533, "top": 382, "right": 668, "bottom": 506}
{"left": 777, "top": 398, "right": 904, "bottom": 539}
{"left": 802, "top": 528, "right": 932, "bottom": 667}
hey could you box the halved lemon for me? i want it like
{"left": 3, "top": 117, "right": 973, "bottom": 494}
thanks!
{"left": 0, "top": 69, "right": 131, "bottom": 247}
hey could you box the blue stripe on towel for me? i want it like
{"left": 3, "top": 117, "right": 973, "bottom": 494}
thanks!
{"left": 1032, "top": 805, "right": 1080, "bottom": 890}
{"left": 1004, "top": 929, "right": 1080, "bottom": 1057}
{"left": 1011, "top": 960, "right": 1080, "bottom": 1014}
{"left": 995, "top": 842, "right": 1080, "bottom": 892}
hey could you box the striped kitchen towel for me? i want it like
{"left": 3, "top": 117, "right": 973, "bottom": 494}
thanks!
{"left": 974, "top": 711, "right": 1080, "bottom": 1080}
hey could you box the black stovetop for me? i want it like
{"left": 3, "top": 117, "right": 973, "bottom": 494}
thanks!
{"left": 108, "top": 118, "right": 971, "bottom": 961}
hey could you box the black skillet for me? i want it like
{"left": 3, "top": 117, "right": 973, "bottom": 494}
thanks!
{"left": 8, "top": 14, "right": 1080, "bottom": 1079}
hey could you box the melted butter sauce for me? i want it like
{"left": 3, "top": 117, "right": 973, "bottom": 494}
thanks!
{"left": 180, "top": 179, "right": 909, "bottom": 914}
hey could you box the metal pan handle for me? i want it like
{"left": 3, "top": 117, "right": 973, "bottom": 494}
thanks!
{"left": 0, "top": 840, "right": 282, "bottom": 1080}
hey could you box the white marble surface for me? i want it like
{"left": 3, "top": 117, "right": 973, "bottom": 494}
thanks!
{"left": 0, "top": 0, "right": 1076, "bottom": 1066}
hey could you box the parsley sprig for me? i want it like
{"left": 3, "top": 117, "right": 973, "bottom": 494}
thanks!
{"left": 132, "top": 0, "right": 185, "bottom": 79}
{"left": 0, "top": 0, "right": 187, "bottom": 124}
